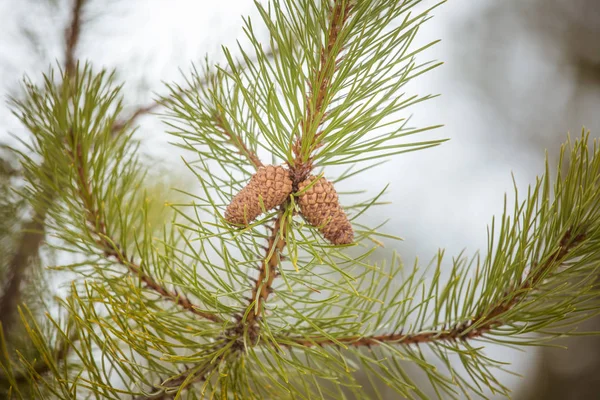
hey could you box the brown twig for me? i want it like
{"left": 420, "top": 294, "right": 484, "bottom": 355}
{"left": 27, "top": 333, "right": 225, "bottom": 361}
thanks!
{"left": 0, "top": 218, "right": 45, "bottom": 335}
{"left": 214, "top": 112, "right": 263, "bottom": 169}
{"left": 286, "top": 228, "right": 587, "bottom": 348}
{"left": 110, "top": 47, "right": 278, "bottom": 136}
{"left": 305, "top": 1, "right": 351, "bottom": 135}
{"left": 244, "top": 207, "right": 288, "bottom": 327}
{"left": 65, "top": 131, "right": 222, "bottom": 324}
{"left": 132, "top": 343, "right": 231, "bottom": 400}
{"left": 110, "top": 69, "right": 214, "bottom": 135}
{"left": 110, "top": 103, "right": 159, "bottom": 134}
{"left": 110, "top": 78, "right": 208, "bottom": 135}
{"left": 0, "top": 158, "right": 47, "bottom": 337}
{"left": 113, "top": 253, "right": 222, "bottom": 323}
{"left": 291, "top": 1, "right": 354, "bottom": 183}
{"left": 64, "top": 0, "right": 85, "bottom": 75}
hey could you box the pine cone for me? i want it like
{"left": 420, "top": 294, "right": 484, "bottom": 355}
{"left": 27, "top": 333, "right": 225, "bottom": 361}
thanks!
{"left": 225, "top": 165, "right": 293, "bottom": 226}
{"left": 297, "top": 176, "right": 353, "bottom": 245}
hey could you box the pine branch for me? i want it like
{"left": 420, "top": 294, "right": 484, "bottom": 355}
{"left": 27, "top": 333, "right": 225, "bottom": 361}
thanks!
{"left": 291, "top": 0, "right": 355, "bottom": 182}
{"left": 141, "top": 206, "right": 288, "bottom": 397}
{"left": 4, "top": 325, "right": 78, "bottom": 386}
{"left": 65, "top": 130, "right": 223, "bottom": 324}
{"left": 0, "top": 0, "right": 85, "bottom": 388}
{"left": 240, "top": 1, "right": 356, "bottom": 329}
{"left": 214, "top": 111, "right": 263, "bottom": 169}
{"left": 160, "top": 8, "right": 444, "bottom": 392}
{"left": 16, "top": 2, "right": 600, "bottom": 399}
{"left": 244, "top": 207, "right": 288, "bottom": 325}
{"left": 134, "top": 207, "right": 290, "bottom": 398}
{"left": 64, "top": 0, "right": 85, "bottom": 76}
{"left": 0, "top": 219, "right": 45, "bottom": 335}
{"left": 250, "top": 133, "right": 600, "bottom": 398}
{"left": 300, "top": 1, "right": 353, "bottom": 147}
{"left": 133, "top": 342, "right": 234, "bottom": 400}
{"left": 0, "top": 0, "right": 86, "bottom": 339}
{"left": 234, "top": 2, "right": 356, "bottom": 333}
{"left": 111, "top": 103, "right": 160, "bottom": 135}
{"left": 285, "top": 227, "right": 588, "bottom": 348}
{"left": 113, "top": 47, "right": 278, "bottom": 135}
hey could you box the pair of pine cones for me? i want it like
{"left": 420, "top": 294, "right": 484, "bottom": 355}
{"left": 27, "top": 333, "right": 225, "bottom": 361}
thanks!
{"left": 225, "top": 165, "right": 353, "bottom": 245}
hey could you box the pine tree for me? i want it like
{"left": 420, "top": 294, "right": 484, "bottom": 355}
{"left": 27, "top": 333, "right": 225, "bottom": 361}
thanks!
{"left": 1, "top": 1, "right": 600, "bottom": 399}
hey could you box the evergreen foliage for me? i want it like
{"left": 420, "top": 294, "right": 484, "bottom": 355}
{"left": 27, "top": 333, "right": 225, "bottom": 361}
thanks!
{"left": 1, "top": 1, "right": 599, "bottom": 399}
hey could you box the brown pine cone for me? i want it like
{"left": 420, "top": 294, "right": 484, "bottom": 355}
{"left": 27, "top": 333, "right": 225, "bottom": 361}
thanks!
{"left": 225, "top": 165, "right": 293, "bottom": 226}
{"left": 297, "top": 176, "right": 353, "bottom": 245}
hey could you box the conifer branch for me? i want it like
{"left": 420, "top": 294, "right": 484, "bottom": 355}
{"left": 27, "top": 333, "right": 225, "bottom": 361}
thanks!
{"left": 0, "top": 219, "right": 45, "bottom": 335}
{"left": 303, "top": 0, "right": 353, "bottom": 143}
{"left": 292, "top": 0, "right": 354, "bottom": 181}
{"left": 12, "top": 1, "right": 600, "bottom": 398}
{"left": 134, "top": 342, "right": 233, "bottom": 400}
{"left": 242, "top": 1, "right": 357, "bottom": 319}
{"left": 64, "top": 0, "right": 85, "bottom": 76}
{"left": 214, "top": 111, "right": 263, "bottom": 169}
{"left": 116, "top": 255, "right": 223, "bottom": 323}
{"left": 65, "top": 130, "right": 223, "bottom": 324}
{"left": 112, "top": 47, "right": 278, "bottom": 135}
{"left": 245, "top": 206, "right": 287, "bottom": 325}
{"left": 284, "top": 224, "right": 588, "bottom": 349}
{"left": 0, "top": 0, "right": 86, "bottom": 336}
{"left": 242, "top": 1, "right": 356, "bottom": 327}
{"left": 110, "top": 103, "right": 159, "bottom": 134}
{"left": 2, "top": 326, "right": 78, "bottom": 385}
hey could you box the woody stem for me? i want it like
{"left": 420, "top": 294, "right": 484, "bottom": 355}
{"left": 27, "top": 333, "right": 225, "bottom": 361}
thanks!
{"left": 245, "top": 206, "right": 288, "bottom": 326}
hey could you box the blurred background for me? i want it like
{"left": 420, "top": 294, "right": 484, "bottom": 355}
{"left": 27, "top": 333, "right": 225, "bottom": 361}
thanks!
{"left": 1, "top": 0, "right": 599, "bottom": 398}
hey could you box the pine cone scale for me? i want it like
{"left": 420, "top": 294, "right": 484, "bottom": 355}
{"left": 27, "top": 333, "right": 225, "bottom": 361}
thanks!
{"left": 297, "top": 176, "right": 353, "bottom": 245}
{"left": 225, "top": 165, "right": 292, "bottom": 226}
